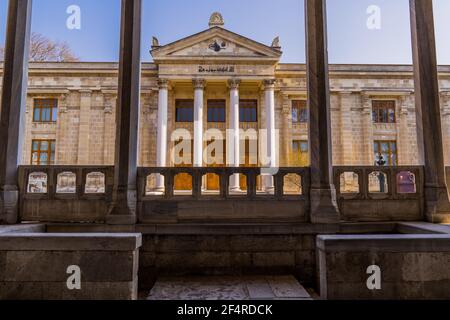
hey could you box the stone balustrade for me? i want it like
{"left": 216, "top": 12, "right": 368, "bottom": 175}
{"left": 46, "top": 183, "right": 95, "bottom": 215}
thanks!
{"left": 137, "top": 167, "right": 310, "bottom": 223}
{"left": 334, "top": 166, "right": 424, "bottom": 222}
{"left": 16, "top": 165, "right": 438, "bottom": 224}
{"left": 18, "top": 166, "right": 114, "bottom": 223}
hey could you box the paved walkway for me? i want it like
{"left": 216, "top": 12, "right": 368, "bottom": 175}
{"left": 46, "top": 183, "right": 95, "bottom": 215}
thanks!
{"left": 146, "top": 275, "right": 313, "bottom": 300}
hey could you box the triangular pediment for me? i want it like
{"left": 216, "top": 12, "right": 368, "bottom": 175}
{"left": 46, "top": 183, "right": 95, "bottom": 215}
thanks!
{"left": 151, "top": 27, "right": 282, "bottom": 63}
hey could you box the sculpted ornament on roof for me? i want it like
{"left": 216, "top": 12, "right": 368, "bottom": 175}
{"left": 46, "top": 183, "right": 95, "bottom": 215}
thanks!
{"left": 209, "top": 12, "right": 225, "bottom": 28}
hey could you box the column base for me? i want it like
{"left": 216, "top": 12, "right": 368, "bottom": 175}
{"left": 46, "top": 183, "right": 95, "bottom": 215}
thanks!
{"left": 310, "top": 188, "right": 340, "bottom": 224}
{"left": 424, "top": 186, "right": 450, "bottom": 223}
{"left": 154, "top": 186, "right": 165, "bottom": 193}
{"left": 0, "top": 188, "right": 19, "bottom": 225}
{"left": 106, "top": 190, "right": 137, "bottom": 225}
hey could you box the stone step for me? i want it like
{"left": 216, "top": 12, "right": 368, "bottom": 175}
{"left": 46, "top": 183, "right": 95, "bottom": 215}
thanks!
{"left": 145, "top": 275, "right": 313, "bottom": 300}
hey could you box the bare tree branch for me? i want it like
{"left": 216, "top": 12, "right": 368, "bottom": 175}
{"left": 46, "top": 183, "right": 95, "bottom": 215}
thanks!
{"left": 0, "top": 33, "right": 79, "bottom": 62}
{"left": 29, "top": 33, "right": 79, "bottom": 62}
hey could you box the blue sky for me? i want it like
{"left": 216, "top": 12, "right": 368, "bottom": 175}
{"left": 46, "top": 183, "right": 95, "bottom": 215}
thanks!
{"left": 0, "top": 0, "right": 449, "bottom": 64}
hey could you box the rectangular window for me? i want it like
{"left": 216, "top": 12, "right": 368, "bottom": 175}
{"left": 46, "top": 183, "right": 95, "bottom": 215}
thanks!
{"left": 207, "top": 100, "right": 226, "bottom": 123}
{"left": 33, "top": 99, "right": 58, "bottom": 123}
{"left": 374, "top": 140, "right": 398, "bottom": 166}
{"left": 292, "top": 100, "right": 308, "bottom": 123}
{"left": 292, "top": 140, "right": 309, "bottom": 166}
{"left": 175, "top": 99, "right": 194, "bottom": 123}
{"left": 239, "top": 99, "right": 258, "bottom": 123}
{"left": 372, "top": 100, "right": 396, "bottom": 123}
{"left": 31, "top": 139, "right": 56, "bottom": 165}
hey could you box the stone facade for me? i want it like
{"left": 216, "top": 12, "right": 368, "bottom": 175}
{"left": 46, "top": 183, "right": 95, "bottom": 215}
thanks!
{"left": 0, "top": 26, "right": 449, "bottom": 169}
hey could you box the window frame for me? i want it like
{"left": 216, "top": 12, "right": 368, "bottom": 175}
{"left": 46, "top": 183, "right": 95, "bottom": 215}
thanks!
{"left": 239, "top": 99, "right": 258, "bottom": 123}
{"left": 374, "top": 140, "right": 398, "bottom": 166}
{"left": 33, "top": 98, "right": 58, "bottom": 123}
{"left": 292, "top": 100, "right": 308, "bottom": 124}
{"left": 292, "top": 140, "right": 309, "bottom": 166}
{"left": 207, "top": 99, "right": 226, "bottom": 123}
{"left": 175, "top": 99, "right": 194, "bottom": 123}
{"left": 372, "top": 100, "right": 396, "bottom": 124}
{"left": 31, "top": 139, "right": 56, "bottom": 166}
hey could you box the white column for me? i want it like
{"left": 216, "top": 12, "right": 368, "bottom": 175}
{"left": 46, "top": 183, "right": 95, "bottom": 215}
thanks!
{"left": 264, "top": 79, "right": 277, "bottom": 191}
{"left": 156, "top": 79, "right": 169, "bottom": 190}
{"left": 193, "top": 79, "right": 205, "bottom": 167}
{"left": 229, "top": 79, "right": 241, "bottom": 191}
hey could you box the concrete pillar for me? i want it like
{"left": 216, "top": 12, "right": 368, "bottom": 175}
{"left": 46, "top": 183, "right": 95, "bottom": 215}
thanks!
{"left": 361, "top": 94, "right": 374, "bottom": 165}
{"left": 0, "top": 0, "right": 32, "bottom": 224}
{"left": 305, "top": 0, "right": 340, "bottom": 223}
{"left": 339, "top": 92, "right": 354, "bottom": 165}
{"left": 107, "top": 0, "right": 142, "bottom": 225}
{"left": 228, "top": 78, "right": 240, "bottom": 190}
{"left": 103, "top": 93, "right": 116, "bottom": 165}
{"left": 281, "top": 94, "right": 292, "bottom": 167}
{"left": 77, "top": 90, "right": 92, "bottom": 165}
{"left": 410, "top": 0, "right": 450, "bottom": 222}
{"left": 263, "top": 79, "right": 276, "bottom": 191}
{"left": 193, "top": 79, "right": 205, "bottom": 167}
{"left": 398, "top": 96, "right": 410, "bottom": 165}
{"left": 442, "top": 95, "right": 450, "bottom": 166}
{"left": 156, "top": 79, "right": 169, "bottom": 190}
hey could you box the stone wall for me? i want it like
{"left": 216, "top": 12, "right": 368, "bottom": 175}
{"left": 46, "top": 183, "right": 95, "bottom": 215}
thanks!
{"left": 0, "top": 233, "right": 142, "bottom": 300}
{"left": 2, "top": 63, "right": 450, "bottom": 168}
{"left": 139, "top": 233, "right": 317, "bottom": 290}
{"left": 317, "top": 234, "right": 450, "bottom": 300}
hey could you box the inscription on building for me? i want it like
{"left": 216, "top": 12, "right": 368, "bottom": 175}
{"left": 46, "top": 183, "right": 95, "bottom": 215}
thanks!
{"left": 198, "top": 65, "right": 235, "bottom": 73}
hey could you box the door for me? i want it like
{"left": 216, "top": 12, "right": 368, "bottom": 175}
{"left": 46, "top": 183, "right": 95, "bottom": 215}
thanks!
{"left": 174, "top": 139, "right": 193, "bottom": 191}
{"left": 206, "top": 140, "right": 226, "bottom": 191}
{"left": 240, "top": 138, "right": 259, "bottom": 190}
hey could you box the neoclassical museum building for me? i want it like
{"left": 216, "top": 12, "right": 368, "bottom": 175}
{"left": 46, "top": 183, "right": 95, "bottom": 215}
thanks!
{"left": 2, "top": 4, "right": 450, "bottom": 301}
{"left": 10, "top": 15, "right": 450, "bottom": 177}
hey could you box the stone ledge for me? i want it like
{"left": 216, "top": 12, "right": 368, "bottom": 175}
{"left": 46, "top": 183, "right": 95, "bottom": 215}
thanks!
{"left": 0, "top": 233, "right": 142, "bottom": 251}
{"left": 46, "top": 223, "right": 340, "bottom": 235}
{"left": 317, "top": 234, "right": 450, "bottom": 252}
{"left": 0, "top": 224, "right": 45, "bottom": 234}
{"left": 397, "top": 222, "right": 450, "bottom": 234}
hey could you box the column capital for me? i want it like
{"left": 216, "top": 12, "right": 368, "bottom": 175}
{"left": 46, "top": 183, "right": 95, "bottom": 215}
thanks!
{"left": 157, "top": 79, "right": 170, "bottom": 89}
{"left": 228, "top": 78, "right": 241, "bottom": 90}
{"left": 193, "top": 78, "right": 206, "bottom": 90}
{"left": 79, "top": 89, "right": 93, "bottom": 96}
{"left": 263, "top": 79, "right": 276, "bottom": 90}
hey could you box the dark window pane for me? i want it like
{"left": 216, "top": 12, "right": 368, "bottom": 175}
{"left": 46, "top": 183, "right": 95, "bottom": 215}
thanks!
{"left": 207, "top": 100, "right": 226, "bottom": 123}
{"left": 372, "top": 100, "right": 396, "bottom": 123}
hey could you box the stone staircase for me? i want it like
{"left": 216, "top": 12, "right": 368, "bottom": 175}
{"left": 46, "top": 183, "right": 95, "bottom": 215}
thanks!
{"left": 144, "top": 275, "right": 314, "bottom": 300}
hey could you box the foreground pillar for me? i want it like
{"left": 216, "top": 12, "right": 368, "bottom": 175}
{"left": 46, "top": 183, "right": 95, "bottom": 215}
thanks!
{"left": 305, "top": 0, "right": 340, "bottom": 223}
{"left": 193, "top": 79, "right": 205, "bottom": 167}
{"left": 263, "top": 79, "right": 277, "bottom": 192}
{"left": 156, "top": 79, "right": 169, "bottom": 191}
{"left": 0, "top": 0, "right": 33, "bottom": 225}
{"left": 229, "top": 79, "right": 241, "bottom": 191}
{"left": 107, "top": 0, "right": 141, "bottom": 225}
{"left": 410, "top": 0, "right": 450, "bottom": 222}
